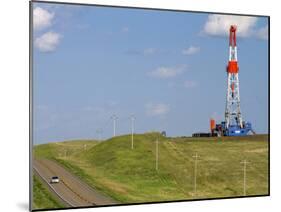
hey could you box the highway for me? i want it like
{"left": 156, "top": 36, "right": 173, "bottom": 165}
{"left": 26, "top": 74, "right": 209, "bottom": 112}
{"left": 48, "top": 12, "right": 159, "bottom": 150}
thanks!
{"left": 33, "top": 159, "right": 118, "bottom": 207}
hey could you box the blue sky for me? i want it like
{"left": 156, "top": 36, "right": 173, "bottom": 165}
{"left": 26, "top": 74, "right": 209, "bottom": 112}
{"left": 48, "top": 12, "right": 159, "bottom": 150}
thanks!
{"left": 33, "top": 2, "right": 268, "bottom": 144}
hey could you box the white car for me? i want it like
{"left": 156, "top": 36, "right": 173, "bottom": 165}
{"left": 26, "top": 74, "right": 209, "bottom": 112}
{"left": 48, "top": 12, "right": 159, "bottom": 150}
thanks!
{"left": 50, "top": 176, "right": 60, "bottom": 183}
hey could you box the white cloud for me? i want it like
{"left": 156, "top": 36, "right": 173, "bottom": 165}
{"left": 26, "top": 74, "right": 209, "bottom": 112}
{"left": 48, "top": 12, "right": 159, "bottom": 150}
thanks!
{"left": 122, "top": 27, "right": 129, "bottom": 33}
{"left": 145, "top": 103, "right": 170, "bottom": 116}
{"left": 35, "top": 31, "right": 61, "bottom": 52}
{"left": 82, "top": 106, "right": 100, "bottom": 112}
{"left": 143, "top": 48, "right": 157, "bottom": 55}
{"left": 125, "top": 48, "right": 158, "bottom": 56}
{"left": 167, "top": 82, "right": 176, "bottom": 88}
{"left": 256, "top": 25, "right": 268, "bottom": 40}
{"left": 184, "top": 80, "right": 198, "bottom": 88}
{"left": 148, "top": 65, "right": 186, "bottom": 79}
{"left": 203, "top": 14, "right": 258, "bottom": 37}
{"left": 107, "top": 100, "right": 119, "bottom": 107}
{"left": 33, "top": 7, "right": 54, "bottom": 30}
{"left": 33, "top": 7, "right": 63, "bottom": 52}
{"left": 182, "top": 46, "right": 200, "bottom": 55}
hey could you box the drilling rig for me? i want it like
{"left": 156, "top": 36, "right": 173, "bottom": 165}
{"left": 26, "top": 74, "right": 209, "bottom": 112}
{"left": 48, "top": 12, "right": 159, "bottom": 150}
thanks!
{"left": 212, "top": 25, "right": 253, "bottom": 136}
{"left": 193, "top": 25, "right": 254, "bottom": 138}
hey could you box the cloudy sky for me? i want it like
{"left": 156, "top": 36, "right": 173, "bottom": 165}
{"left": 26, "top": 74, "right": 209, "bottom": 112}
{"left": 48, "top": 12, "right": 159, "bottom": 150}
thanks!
{"left": 32, "top": 2, "right": 269, "bottom": 144}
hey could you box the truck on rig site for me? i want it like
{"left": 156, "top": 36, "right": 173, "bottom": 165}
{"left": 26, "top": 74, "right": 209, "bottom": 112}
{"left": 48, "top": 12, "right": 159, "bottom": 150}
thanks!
{"left": 193, "top": 25, "right": 254, "bottom": 137}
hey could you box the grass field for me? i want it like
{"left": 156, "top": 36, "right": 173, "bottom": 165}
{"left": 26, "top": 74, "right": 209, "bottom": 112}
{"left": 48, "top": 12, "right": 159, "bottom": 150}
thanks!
{"left": 33, "top": 175, "right": 64, "bottom": 209}
{"left": 33, "top": 133, "right": 269, "bottom": 204}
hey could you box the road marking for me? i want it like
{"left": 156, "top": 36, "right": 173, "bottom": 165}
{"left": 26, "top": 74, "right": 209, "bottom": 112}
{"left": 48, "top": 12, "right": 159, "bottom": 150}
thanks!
{"left": 39, "top": 160, "right": 93, "bottom": 204}
{"left": 33, "top": 166, "right": 75, "bottom": 207}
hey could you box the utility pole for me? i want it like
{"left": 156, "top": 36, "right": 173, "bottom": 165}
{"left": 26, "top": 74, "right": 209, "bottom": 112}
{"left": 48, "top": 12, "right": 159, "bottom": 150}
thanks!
{"left": 130, "top": 115, "right": 135, "bottom": 149}
{"left": 155, "top": 138, "right": 159, "bottom": 171}
{"left": 110, "top": 115, "right": 118, "bottom": 137}
{"left": 192, "top": 153, "right": 200, "bottom": 197}
{"left": 96, "top": 129, "right": 103, "bottom": 141}
{"left": 241, "top": 160, "right": 250, "bottom": 196}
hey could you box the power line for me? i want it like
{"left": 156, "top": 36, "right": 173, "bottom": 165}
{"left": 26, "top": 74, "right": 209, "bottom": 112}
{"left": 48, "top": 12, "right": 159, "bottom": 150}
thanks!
{"left": 192, "top": 153, "right": 200, "bottom": 197}
{"left": 96, "top": 129, "right": 103, "bottom": 141}
{"left": 130, "top": 115, "right": 136, "bottom": 149}
{"left": 156, "top": 138, "right": 159, "bottom": 171}
{"left": 110, "top": 114, "right": 118, "bottom": 137}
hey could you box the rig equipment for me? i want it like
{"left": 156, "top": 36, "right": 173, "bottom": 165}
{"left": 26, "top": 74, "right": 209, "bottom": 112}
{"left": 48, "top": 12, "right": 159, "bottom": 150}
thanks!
{"left": 193, "top": 25, "right": 254, "bottom": 137}
{"left": 214, "top": 25, "right": 253, "bottom": 136}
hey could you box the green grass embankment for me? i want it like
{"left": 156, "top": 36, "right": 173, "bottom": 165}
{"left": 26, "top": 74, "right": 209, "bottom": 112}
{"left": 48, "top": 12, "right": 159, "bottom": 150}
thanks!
{"left": 34, "top": 133, "right": 268, "bottom": 203}
{"left": 33, "top": 175, "right": 64, "bottom": 209}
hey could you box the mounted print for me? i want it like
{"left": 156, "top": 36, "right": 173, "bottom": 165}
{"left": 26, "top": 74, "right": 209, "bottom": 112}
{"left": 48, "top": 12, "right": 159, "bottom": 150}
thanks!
{"left": 30, "top": 1, "right": 269, "bottom": 211}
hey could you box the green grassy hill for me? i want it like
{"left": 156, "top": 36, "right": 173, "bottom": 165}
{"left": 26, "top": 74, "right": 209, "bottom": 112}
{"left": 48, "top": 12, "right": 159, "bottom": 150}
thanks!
{"left": 33, "top": 175, "right": 64, "bottom": 209}
{"left": 34, "top": 133, "right": 268, "bottom": 203}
